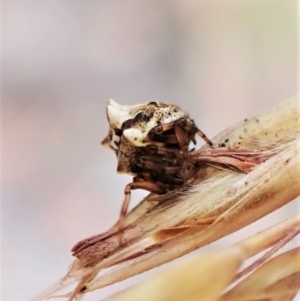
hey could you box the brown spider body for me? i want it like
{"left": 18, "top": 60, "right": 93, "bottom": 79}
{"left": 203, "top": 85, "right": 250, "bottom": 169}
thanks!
{"left": 102, "top": 100, "right": 212, "bottom": 222}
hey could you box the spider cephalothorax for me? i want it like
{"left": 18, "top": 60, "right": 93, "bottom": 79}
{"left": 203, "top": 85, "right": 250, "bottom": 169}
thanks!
{"left": 103, "top": 99, "right": 212, "bottom": 174}
{"left": 102, "top": 99, "right": 213, "bottom": 225}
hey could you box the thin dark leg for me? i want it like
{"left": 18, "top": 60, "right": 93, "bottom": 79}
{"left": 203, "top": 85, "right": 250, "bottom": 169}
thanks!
{"left": 174, "top": 124, "right": 189, "bottom": 150}
{"left": 149, "top": 119, "right": 213, "bottom": 147}
{"left": 118, "top": 181, "right": 166, "bottom": 244}
{"left": 183, "top": 123, "right": 213, "bottom": 146}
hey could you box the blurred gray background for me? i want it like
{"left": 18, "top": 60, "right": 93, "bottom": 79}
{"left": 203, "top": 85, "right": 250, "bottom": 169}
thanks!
{"left": 3, "top": 1, "right": 298, "bottom": 301}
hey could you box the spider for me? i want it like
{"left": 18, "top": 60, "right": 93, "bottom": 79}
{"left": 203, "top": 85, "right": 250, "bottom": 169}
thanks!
{"left": 68, "top": 100, "right": 271, "bottom": 300}
{"left": 102, "top": 100, "right": 214, "bottom": 227}
{"left": 102, "top": 100, "right": 266, "bottom": 237}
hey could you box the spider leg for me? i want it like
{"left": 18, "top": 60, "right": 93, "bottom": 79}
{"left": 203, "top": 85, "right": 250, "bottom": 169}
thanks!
{"left": 144, "top": 144, "right": 187, "bottom": 160}
{"left": 174, "top": 122, "right": 190, "bottom": 150}
{"left": 136, "top": 158, "right": 183, "bottom": 180}
{"left": 196, "top": 128, "right": 213, "bottom": 146}
{"left": 176, "top": 119, "right": 213, "bottom": 147}
{"left": 118, "top": 180, "right": 166, "bottom": 244}
{"left": 189, "top": 147, "right": 271, "bottom": 173}
{"left": 149, "top": 118, "right": 213, "bottom": 147}
{"left": 135, "top": 157, "right": 165, "bottom": 172}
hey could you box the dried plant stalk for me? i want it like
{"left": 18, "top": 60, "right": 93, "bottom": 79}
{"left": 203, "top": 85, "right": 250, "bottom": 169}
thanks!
{"left": 30, "top": 96, "right": 300, "bottom": 301}
{"left": 107, "top": 215, "right": 300, "bottom": 301}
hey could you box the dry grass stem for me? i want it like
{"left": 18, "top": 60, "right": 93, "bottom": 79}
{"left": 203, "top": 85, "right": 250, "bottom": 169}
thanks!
{"left": 106, "top": 214, "right": 300, "bottom": 301}
{"left": 31, "top": 96, "right": 300, "bottom": 301}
